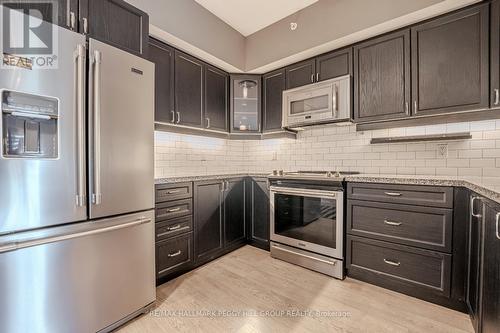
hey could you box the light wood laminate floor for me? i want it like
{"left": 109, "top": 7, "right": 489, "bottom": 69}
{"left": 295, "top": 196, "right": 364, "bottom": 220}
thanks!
{"left": 118, "top": 245, "right": 473, "bottom": 333}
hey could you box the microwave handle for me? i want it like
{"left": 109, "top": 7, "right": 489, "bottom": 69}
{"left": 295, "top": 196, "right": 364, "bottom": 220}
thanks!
{"left": 332, "top": 84, "right": 338, "bottom": 117}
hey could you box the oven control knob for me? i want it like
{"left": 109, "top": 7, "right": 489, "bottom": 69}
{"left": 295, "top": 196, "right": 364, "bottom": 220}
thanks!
{"left": 278, "top": 170, "right": 284, "bottom": 176}
{"left": 272, "top": 170, "right": 278, "bottom": 175}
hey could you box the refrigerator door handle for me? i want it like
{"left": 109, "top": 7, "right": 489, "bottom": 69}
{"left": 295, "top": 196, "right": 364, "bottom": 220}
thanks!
{"left": 74, "top": 44, "right": 86, "bottom": 207}
{"left": 92, "top": 50, "right": 102, "bottom": 205}
{"left": 0, "top": 217, "right": 152, "bottom": 254}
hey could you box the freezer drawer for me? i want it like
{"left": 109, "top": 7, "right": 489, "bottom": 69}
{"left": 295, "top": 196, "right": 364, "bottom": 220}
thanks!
{"left": 0, "top": 210, "right": 156, "bottom": 333}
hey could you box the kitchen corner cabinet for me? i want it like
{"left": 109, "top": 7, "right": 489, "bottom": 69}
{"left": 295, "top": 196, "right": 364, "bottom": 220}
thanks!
{"left": 148, "top": 38, "right": 175, "bottom": 124}
{"left": 467, "top": 194, "right": 483, "bottom": 333}
{"left": 230, "top": 75, "right": 262, "bottom": 133}
{"left": 246, "top": 177, "right": 270, "bottom": 251}
{"left": 353, "top": 29, "right": 411, "bottom": 122}
{"left": 204, "top": 65, "right": 229, "bottom": 132}
{"left": 263, "top": 69, "right": 286, "bottom": 132}
{"left": 411, "top": 3, "right": 489, "bottom": 116}
{"left": 81, "top": 0, "right": 149, "bottom": 57}
{"left": 175, "top": 50, "right": 204, "bottom": 128}
{"left": 285, "top": 59, "right": 316, "bottom": 89}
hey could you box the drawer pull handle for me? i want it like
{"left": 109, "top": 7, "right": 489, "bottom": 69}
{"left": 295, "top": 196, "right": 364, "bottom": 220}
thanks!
{"left": 384, "top": 219, "right": 402, "bottom": 226}
{"left": 168, "top": 224, "right": 182, "bottom": 231}
{"left": 496, "top": 212, "right": 500, "bottom": 240}
{"left": 157, "top": 226, "right": 190, "bottom": 238}
{"left": 168, "top": 250, "right": 182, "bottom": 258}
{"left": 384, "top": 192, "right": 402, "bottom": 197}
{"left": 383, "top": 259, "right": 401, "bottom": 267}
{"left": 167, "top": 207, "right": 181, "bottom": 213}
{"left": 167, "top": 190, "right": 181, "bottom": 194}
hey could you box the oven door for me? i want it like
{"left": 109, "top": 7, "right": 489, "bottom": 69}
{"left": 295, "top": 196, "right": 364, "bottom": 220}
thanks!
{"left": 270, "top": 186, "right": 343, "bottom": 259}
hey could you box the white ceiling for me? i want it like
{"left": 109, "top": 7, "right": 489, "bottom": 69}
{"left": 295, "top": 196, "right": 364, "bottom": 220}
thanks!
{"left": 194, "top": 0, "right": 319, "bottom": 37}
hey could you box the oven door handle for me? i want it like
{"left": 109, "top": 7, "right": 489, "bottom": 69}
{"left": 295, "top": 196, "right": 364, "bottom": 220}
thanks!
{"left": 270, "top": 186, "right": 340, "bottom": 198}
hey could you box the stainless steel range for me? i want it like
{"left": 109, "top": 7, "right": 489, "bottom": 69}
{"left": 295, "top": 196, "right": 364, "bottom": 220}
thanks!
{"left": 269, "top": 171, "right": 359, "bottom": 279}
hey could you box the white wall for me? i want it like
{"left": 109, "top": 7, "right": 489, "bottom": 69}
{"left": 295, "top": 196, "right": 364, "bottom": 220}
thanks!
{"left": 155, "top": 120, "right": 500, "bottom": 190}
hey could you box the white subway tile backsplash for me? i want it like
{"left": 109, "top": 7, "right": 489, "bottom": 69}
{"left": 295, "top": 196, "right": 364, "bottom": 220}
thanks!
{"left": 155, "top": 120, "right": 500, "bottom": 179}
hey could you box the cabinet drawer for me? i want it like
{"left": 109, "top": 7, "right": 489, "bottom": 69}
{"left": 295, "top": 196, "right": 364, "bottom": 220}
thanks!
{"left": 347, "top": 183, "right": 453, "bottom": 208}
{"left": 156, "top": 198, "right": 192, "bottom": 221}
{"left": 347, "top": 200, "right": 452, "bottom": 252}
{"left": 156, "top": 232, "right": 193, "bottom": 278}
{"left": 156, "top": 216, "right": 192, "bottom": 241}
{"left": 347, "top": 236, "right": 451, "bottom": 297}
{"left": 156, "top": 182, "right": 193, "bottom": 203}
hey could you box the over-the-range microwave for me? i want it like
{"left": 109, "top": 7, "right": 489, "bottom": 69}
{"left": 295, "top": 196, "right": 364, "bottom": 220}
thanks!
{"left": 282, "top": 75, "right": 351, "bottom": 129}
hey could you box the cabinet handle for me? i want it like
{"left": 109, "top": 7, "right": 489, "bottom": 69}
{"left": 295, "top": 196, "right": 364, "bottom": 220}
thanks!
{"left": 167, "top": 224, "right": 182, "bottom": 231}
{"left": 471, "top": 196, "right": 483, "bottom": 218}
{"left": 311, "top": 74, "right": 314, "bottom": 83}
{"left": 384, "top": 219, "right": 402, "bottom": 226}
{"left": 384, "top": 192, "right": 402, "bottom": 197}
{"left": 206, "top": 117, "right": 210, "bottom": 129}
{"left": 82, "top": 17, "right": 88, "bottom": 34}
{"left": 171, "top": 110, "right": 175, "bottom": 123}
{"left": 383, "top": 259, "right": 401, "bottom": 267}
{"left": 166, "top": 189, "right": 181, "bottom": 194}
{"left": 496, "top": 212, "right": 500, "bottom": 240}
{"left": 176, "top": 112, "right": 180, "bottom": 124}
{"left": 494, "top": 89, "right": 500, "bottom": 106}
{"left": 405, "top": 102, "right": 409, "bottom": 114}
{"left": 167, "top": 207, "right": 181, "bottom": 213}
{"left": 316, "top": 73, "right": 319, "bottom": 82}
{"left": 69, "top": 12, "right": 76, "bottom": 30}
{"left": 168, "top": 250, "right": 182, "bottom": 258}
{"left": 413, "top": 101, "right": 417, "bottom": 113}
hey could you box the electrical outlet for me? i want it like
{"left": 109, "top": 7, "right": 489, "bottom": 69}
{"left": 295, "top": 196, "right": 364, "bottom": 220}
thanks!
{"left": 437, "top": 144, "right": 448, "bottom": 158}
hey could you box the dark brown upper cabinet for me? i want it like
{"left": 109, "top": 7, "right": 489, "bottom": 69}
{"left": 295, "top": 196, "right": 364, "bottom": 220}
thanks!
{"left": 285, "top": 59, "right": 316, "bottom": 89}
{"left": 263, "top": 69, "right": 286, "bottom": 132}
{"left": 316, "top": 47, "right": 353, "bottom": 82}
{"left": 354, "top": 30, "right": 411, "bottom": 122}
{"left": 80, "top": 0, "right": 149, "bottom": 57}
{"left": 411, "top": 3, "right": 489, "bottom": 116}
{"left": 175, "top": 50, "right": 204, "bottom": 128}
{"left": 491, "top": 0, "right": 500, "bottom": 108}
{"left": 204, "top": 65, "right": 228, "bottom": 132}
{"left": 148, "top": 38, "right": 175, "bottom": 124}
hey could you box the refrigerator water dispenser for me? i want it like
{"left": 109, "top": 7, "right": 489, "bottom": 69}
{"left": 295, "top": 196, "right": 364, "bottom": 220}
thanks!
{"left": 1, "top": 90, "right": 58, "bottom": 158}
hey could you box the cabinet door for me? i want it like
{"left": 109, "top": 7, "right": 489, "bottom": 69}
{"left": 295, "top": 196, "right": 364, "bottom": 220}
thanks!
{"left": 491, "top": 0, "right": 500, "bottom": 108}
{"left": 194, "top": 181, "right": 223, "bottom": 264}
{"left": 467, "top": 195, "right": 483, "bottom": 333}
{"left": 204, "top": 65, "right": 228, "bottom": 132}
{"left": 81, "top": 0, "right": 149, "bottom": 57}
{"left": 263, "top": 69, "right": 286, "bottom": 132}
{"left": 148, "top": 38, "right": 175, "bottom": 124}
{"left": 230, "top": 75, "right": 261, "bottom": 133}
{"left": 354, "top": 30, "right": 410, "bottom": 122}
{"left": 224, "top": 179, "right": 246, "bottom": 247}
{"left": 316, "top": 47, "right": 353, "bottom": 82}
{"left": 411, "top": 4, "right": 489, "bottom": 116}
{"left": 481, "top": 201, "right": 500, "bottom": 333}
{"left": 246, "top": 178, "right": 270, "bottom": 250}
{"left": 285, "top": 59, "right": 316, "bottom": 89}
{"left": 3, "top": 0, "right": 78, "bottom": 31}
{"left": 175, "top": 51, "right": 204, "bottom": 128}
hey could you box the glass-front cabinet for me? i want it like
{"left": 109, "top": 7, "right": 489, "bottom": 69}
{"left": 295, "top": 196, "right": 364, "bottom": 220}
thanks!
{"left": 230, "top": 75, "right": 261, "bottom": 133}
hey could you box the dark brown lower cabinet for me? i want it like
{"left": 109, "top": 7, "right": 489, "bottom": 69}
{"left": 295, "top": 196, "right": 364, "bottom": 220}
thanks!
{"left": 224, "top": 178, "right": 246, "bottom": 248}
{"left": 194, "top": 181, "right": 224, "bottom": 265}
{"left": 156, "top": 233, "right": 193, "bottom": 279}
{"left": 468, "top": 195, "right": 500, "bottom": 333}
{"left": 246, "top": 177, "right": 270, "bottom": 250}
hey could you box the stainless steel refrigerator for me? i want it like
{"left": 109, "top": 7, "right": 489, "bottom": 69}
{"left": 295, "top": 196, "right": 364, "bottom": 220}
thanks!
{"left": 0, "top": 25, "right": 156, "bottom": 332}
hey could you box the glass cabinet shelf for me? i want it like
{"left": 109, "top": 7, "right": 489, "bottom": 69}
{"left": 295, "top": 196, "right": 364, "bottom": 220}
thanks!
{"left": 230, "top": 75, "right": 261, "bottom": 133}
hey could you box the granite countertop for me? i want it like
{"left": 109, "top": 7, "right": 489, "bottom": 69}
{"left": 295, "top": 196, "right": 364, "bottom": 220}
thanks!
{"left": 155, "top": 173, "right": 500, "bottom": 204}
{"left": 154, "top": 173, "right": 270, "bottom": 185}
